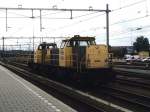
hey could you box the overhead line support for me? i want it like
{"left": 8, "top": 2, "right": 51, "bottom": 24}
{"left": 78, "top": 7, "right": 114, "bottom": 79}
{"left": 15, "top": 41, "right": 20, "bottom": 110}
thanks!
{"left": 0, "top": 7, "right": 109, "bottom": 12}
{"left": 106, "top": 4, "right": 110, "bottom": 52}
{"left": 0, "top": 6, "right": 111, "bottom": 53}
{"left": 70, "top": 10, "right": 73, "bottom": 19}
{"left": 40, "top": 9, "right": 42, "bottom": 31}
{"left": 6, "top": 8, "right": 7, "bottom": 32}
{"left": 31, "top": 9, "right": 34, "bottom": 18}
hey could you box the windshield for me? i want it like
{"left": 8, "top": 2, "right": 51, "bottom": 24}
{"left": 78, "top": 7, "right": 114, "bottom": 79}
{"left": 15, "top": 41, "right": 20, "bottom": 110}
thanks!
{"left": 72, "top": 40, "right": 96, "bottom": 47}
{"left": 60, "top": 40, "right": 96, "bottom": 48}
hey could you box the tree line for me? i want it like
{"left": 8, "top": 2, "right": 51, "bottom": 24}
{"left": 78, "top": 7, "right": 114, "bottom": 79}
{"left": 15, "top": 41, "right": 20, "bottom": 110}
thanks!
{"left": 111, "top": 36, "right": 149, "bottom": 58}
{"left": 133, "top": 36, "right": 149, "bottom": 52}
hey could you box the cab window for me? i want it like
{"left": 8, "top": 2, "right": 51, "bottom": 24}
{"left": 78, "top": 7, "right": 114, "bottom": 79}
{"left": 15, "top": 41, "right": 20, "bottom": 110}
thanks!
{"left": 79, "top": 41, "right": 88, "bottom": 46}
{"left": 88, "top": 40, "right": 96, "bottom": 45}
{"left": 60, "top": 41, "right": 66, "bottom": 48}
{"left": 38, "top": 45, "right": 42, "bottom": 50}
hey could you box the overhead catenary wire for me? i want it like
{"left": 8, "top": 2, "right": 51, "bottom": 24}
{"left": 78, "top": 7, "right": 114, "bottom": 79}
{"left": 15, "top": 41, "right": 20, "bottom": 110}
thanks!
{"left": 81, "top": 14, "right": 150, "bottom": 33}
{"left": 111, "top": 0, "right": 146, "bottom": 12}
{"left": 50, "top": 0, "right": 148, "bottom": 33}
{"left": 72, "top": 11, "right": 100, "bottom": 19}
{"left": 97, "top": 26, "right": 150, "bottom": 40}
{"left": 0, "top": 1, "right": 147, "bottom": 24}
{"left": 34, "top": 11, "right": 66, "bottom": 18}
{"left": 52, "top": 13, "right": 105, "bottom": 31}
{"left": 0, "top": 6, "right": 110, "bottom": 33}
{"left": 99, "top": 28, "right": 150, "bottom": 42}
{"left": 110, "top": 25, "right": 150, "bottom": 37}
{"left": 0, "top": 10, "right": 67, "bottom": 19}
{"left": 0, "top": 1, "right": 149, "bottom": 47}
{"left": 0, "top": 0, "right": 148, "bottom": 32}
{"left": 0, "top": 9, "right": 30, "bottom": 18}
{"left": 83, "top": 1, "right": 149, "bottom": 31}
{"left": 110, "top": 15, "right": 150, "bottom": 26}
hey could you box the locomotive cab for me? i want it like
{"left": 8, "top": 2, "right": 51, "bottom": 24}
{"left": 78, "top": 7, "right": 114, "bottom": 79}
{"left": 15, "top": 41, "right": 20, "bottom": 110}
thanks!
{"left": 34, "top": 42, "right": 57, "bottom": 64}
{"left": 59, "top": 35, "right": 110, "bottom": 72}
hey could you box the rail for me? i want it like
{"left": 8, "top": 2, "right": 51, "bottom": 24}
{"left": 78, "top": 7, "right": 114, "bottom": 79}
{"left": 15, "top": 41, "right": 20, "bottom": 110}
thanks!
{"left": 0, "top": 61, "right": 125, "bottom": 112}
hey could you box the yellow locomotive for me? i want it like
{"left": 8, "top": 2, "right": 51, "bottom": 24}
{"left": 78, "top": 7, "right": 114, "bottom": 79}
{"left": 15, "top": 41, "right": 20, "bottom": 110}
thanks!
{"left": 34, "top": 42, "right": 58, "bottom": 65}
{"left": 30, "top": 35, "right": 115, "bottom": 83}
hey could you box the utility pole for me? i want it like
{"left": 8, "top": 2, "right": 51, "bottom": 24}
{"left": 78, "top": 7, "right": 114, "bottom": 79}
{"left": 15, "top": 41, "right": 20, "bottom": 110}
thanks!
{"left": 40, "top": 10, "right": 42, "bottom": 32}
{"left": 33, "top": 36, "right": 34, "bottom": 52}
{"left": 2, "top": 37, "right": 5, "bottom": 58}
{"left": 19, "top": 44, "right": 21, "bottom": 54}
{"left": 106, "top": 4, "right": 110, "bottom": 53}
{"left": 2, "top": 37, "right": 4, "bottom": 53}
{"left": 6, "top": 8, "right": 7, "bottom": 32}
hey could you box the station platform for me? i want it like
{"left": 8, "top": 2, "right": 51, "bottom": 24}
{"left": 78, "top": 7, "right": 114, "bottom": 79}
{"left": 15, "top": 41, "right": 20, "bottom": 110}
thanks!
{"left": 0, "top": 65, "right": 77, "bottom": 112}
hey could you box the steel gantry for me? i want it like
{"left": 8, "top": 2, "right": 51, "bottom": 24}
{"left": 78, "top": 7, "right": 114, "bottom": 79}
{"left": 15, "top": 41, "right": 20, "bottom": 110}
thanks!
{"left": 0, "top": 4, "right": 111, "bottom": 52}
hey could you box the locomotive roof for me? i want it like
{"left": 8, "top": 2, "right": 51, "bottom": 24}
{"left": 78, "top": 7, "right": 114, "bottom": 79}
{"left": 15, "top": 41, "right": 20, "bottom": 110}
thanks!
{"left": 63, "top": 35, "right": 95, "bottom": 42}
{"left": 39, "top": 42, "right": 57, "bottom": 46}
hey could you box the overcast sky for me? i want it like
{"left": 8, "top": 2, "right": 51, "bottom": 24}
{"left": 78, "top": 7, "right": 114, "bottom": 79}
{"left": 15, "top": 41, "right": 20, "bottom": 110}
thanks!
{"left": 0, "top": 0, "right": 150, "bottom": 49}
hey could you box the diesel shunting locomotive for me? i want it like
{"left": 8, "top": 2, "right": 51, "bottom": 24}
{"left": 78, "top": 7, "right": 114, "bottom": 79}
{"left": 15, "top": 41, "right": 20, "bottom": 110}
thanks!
{"left": 29, "top": 35, "right": 115, "bottom": 83}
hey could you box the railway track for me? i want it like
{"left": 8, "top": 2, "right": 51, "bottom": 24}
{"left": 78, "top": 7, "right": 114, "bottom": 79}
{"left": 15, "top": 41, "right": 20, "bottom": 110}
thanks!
{"left": 85, "top": 78, "right": 150, "bottom": 112}
{"left": 114, "top": 64, "right": 150, "bottom": 70}
{"left": 113, "top": 68, "right": 150, "bottom": 80}
{"left": 0, "top": 61, "right": 125, "bottom": 112}
{"left": 2, "top": 61, "right": 150, "bottom": 112}
{"left": 116, "top": 76, "right": 150, "bottom": 90}
{"left": 114, "top": 61, "right": 148, "bottom": 66}
{"left": 113, "top": 60, "right": 150, "bottom": 70}
{"left": 99, "top": 83, "right": 150, "bottom": 111}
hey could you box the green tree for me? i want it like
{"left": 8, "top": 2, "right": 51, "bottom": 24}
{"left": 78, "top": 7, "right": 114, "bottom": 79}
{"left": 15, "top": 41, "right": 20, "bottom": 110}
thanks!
{"left": 133, "top": 36, "right": 149, "bottom": 52}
